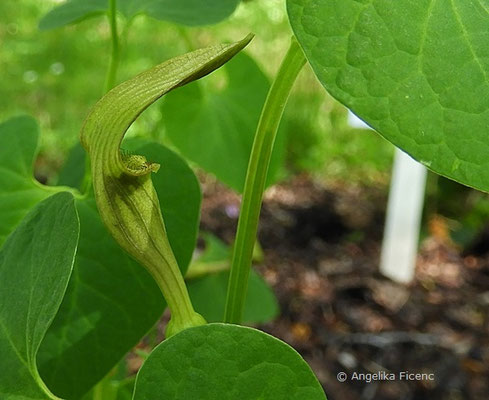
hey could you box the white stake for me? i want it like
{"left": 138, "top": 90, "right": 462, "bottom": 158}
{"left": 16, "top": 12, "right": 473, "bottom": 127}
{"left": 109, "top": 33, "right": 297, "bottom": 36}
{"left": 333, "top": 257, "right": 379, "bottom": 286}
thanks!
{"left": 380, "top": 148, "right": 427, "bottom": 283}
{"left": 347, "top": 111, "right": 427, "bottom": 284}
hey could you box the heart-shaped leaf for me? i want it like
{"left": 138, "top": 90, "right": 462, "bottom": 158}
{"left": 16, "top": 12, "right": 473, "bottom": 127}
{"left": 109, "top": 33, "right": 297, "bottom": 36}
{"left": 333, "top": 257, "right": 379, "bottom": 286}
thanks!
{"left": 37, "top": 197, "right": 164, "bottom": 399}
{"left": 288, "top": 0, "right": 489, "bottom": 192}
{"left": 0, "top": 116, "right": 201, "bottom": 399}
{"left": 0, "top": 192, "right": 79, "bottom": 399}
{"left": 39, "top": 0, "right": 107, "bottom": 30}
{"left": 39, "top": 0, "right": 240, "bottom": 30}
{"left": 39, "top": 144, "right": 202, "bottom": 399}
{"left": 162, "top": 53, "right": 287, "bottom": 192}
{"left": 133, "top": 324, "right": 326, "bottom": 400}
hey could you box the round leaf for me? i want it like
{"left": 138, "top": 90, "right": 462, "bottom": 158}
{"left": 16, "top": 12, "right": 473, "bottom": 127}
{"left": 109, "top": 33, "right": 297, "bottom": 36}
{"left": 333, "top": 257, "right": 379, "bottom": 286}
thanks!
{"left": 288, "top": 0, "right": 489, "bottom": 192}
{"left": 133, "top": 324, "right": 326, "bottom": 400}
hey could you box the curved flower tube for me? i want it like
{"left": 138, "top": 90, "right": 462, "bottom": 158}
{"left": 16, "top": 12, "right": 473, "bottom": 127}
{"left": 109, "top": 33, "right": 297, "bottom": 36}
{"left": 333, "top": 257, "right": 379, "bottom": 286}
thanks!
{"left": 80, "top": 34, "right": 253, "bottom": 337}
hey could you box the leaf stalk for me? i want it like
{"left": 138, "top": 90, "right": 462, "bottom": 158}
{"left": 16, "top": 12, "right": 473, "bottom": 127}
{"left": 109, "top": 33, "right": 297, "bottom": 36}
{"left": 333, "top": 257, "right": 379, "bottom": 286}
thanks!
{"left": 224, "top": 37, "right": 306, "bottom": 324}
{"left": 105, "top": 0, "right": 120, "bottom": 92}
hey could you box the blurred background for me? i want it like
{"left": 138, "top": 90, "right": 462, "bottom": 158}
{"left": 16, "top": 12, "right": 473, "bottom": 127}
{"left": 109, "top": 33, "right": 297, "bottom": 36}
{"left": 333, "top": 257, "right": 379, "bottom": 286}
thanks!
{"left": 2, "top": 1, "right": 489, "bottom": 399}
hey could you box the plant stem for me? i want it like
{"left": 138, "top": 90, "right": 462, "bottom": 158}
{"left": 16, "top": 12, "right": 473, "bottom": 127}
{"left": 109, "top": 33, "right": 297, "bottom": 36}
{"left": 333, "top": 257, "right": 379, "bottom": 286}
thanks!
{"left": 84, "top": 0, "right": 121, "bottom": 195}
{"left": 224, "top": 37, "right": 306, "bottom": 324}
{"left": 145, "top": 244, "right": 206, "bottom": 337}
{"left": 105, "top": 0, "right": 120, "bottom": 92}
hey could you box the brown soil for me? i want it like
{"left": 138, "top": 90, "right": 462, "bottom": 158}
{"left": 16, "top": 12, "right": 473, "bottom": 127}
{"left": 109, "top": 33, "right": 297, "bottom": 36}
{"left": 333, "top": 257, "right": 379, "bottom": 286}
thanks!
{"left": 199, "top": 175, "right": 489, "bottom": 400}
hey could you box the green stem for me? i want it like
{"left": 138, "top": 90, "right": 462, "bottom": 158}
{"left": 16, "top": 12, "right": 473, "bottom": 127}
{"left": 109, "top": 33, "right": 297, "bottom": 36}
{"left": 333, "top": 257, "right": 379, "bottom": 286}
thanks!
{"left": 224, "top": 37, "right": 306, "bottom": 324}
{"left": 104, "top": 0, "right": 120, "bottom": 92}
{"left": 85, "top": 0, "right": 121, "bottom": 195}
{"left": 145, "top": 243, "right": 205, "bottom": 337}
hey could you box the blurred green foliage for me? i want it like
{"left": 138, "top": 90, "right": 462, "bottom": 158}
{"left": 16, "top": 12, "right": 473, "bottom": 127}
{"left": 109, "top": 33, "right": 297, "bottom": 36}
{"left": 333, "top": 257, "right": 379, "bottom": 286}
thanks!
{"left": 1, "top": 0, "right": 393, "bottom": 186}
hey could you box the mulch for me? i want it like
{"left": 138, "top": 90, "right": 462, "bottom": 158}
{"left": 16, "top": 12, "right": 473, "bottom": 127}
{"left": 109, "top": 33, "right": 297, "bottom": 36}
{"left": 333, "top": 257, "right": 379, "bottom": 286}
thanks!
{"left": 199, "top": 175, "right": 489, "bottom": 400}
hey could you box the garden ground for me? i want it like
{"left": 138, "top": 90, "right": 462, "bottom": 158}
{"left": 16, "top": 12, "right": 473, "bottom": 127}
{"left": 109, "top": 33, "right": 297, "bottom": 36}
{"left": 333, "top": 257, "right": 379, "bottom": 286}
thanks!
{"left": 195, "top": 175, "right": 489, "bottom": 400}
